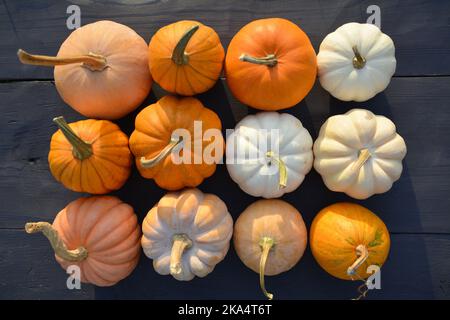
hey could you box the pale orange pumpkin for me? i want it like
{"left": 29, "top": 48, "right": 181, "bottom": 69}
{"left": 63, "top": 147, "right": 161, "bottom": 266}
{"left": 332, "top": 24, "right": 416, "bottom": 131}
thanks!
{"left": 25, "top": 196, "right": 141, "bottom": 287}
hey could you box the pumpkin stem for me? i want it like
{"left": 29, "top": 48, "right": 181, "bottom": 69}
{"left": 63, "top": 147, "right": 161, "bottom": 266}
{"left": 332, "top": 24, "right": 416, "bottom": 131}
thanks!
{"left": 172, "top": 25, "right": 200, "bottom": 65}
{"left": 259, "top": 237, "right": 275, "bottom": 300}
{"left": 347, "top": 244, "right": 369, "bottom": 276}
{"left": 17, "top": 49, "right": 108, "bottom": 71}
{"left": 170, "top": 234, "right": 193, "bottom": 276}
{"left": 53, "top": 116, "right": 93, "bottom": 160}
{"left": 239, "top": 54, "right": 277, "bottom": 67}
{"left": 352, "top": 46, "right": 366, "bottom": 69}
{"left": 266, "top": 151, "right": 287, "bottom": 188}
{"left": 353, "top": 148, "right": 372, "bottom": 171}
{"left": 25, "top": 222, "right": 88, "bottom": 262}
{"left": 140, "top": 136, "right": 183, "bottom": 168}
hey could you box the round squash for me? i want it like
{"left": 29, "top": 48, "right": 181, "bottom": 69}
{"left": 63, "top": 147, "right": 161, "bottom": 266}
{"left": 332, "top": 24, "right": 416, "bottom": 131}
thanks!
{"left": 25, "top": 196, "right": 141, "bottom": 287}
{"left": 225, "top": 18, "right": 317, "bottom": 110}
{"left": 141, "top": 188, "right": 233, "bottom": 281}
{"left": 48, "top": 116, "right": 132, "bottom": 194}
{"left": 129, "top": 95, "right": 224, "bottom": 190}
{"left": 313, "top": 109, "right": 407, "bottom": 199}
{"left": 148, "top": 20, "right": 225, "bottom": 95}
{"left": 226, "top": 112, "right": 313, "bottom": 198}
{"left": 310, "top": 202, "right": 390, "bottom": 280}
{"left": 317, "top": 22, "right": 396, "bottom": 101}
{"left": 18, "top": 20, "right": 152, "bottom": 119}
{"left": 234, "top": 199, "right": 307, "bottom": 299}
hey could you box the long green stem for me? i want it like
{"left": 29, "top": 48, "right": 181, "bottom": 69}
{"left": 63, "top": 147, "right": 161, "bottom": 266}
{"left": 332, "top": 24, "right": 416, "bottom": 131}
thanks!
{"left": 53, "top": 116, "right": 93, "bottom": 160}
{"left": 259, "top": 237, "right": 275, "bottom": 300}
{"left": 172, "top": 25, "right": 199, "bottom": 65}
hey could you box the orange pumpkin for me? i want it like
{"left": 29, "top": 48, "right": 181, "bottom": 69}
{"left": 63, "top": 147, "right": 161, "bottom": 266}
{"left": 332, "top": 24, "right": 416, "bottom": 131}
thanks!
{"left": 225, "top": 18, "right": 317, "bottom": 110}
{"left": 148, "top": 20, "right": 225, "bottom": 95}
{"left": 129, "top": 95, "right": 224, "bottom": 190}
{"left": 25, "top": 196, "right": 141, "bottom": 287}
{"left": 310, "top": 203, "right": 391, "bottom": 280}
{"left": 48, "top": 116, "right": 132, "bottom": 194}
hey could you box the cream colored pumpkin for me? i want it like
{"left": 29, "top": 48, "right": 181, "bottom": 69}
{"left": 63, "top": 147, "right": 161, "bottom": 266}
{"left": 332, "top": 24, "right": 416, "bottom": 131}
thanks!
{"left": 141, "top": 188, "right": 233, "bottom": 281}
{"left": 313, "top": 109, "right": 407, "bottom": 199}
{"left": 317, "top": 22, "right": 396, "bottom": 102}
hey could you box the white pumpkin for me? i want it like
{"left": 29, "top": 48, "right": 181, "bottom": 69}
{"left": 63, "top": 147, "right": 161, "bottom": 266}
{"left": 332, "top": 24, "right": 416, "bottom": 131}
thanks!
{"left": 317, "top": 22, "right": 396, "bottom": 102}
{"left": 226, "top": 112, "right": 313, "bottom": 198}
{"left": 313, "top": 109, "right": 407, "bottom": 199}
{"left": 141, "top": 188, "right": 233, "bottom": 281}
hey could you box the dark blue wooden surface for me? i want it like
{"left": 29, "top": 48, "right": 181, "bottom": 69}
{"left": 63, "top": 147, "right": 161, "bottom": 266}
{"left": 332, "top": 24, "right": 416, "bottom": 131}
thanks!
{"left": 0, "top": 0, "right": 449, "bottom": 300}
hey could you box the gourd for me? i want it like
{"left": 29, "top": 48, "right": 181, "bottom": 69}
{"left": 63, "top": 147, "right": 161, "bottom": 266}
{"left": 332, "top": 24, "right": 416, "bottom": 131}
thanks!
{"left": 48, "top": 116, "right": 132, "bottom": 194}
{"left": 25, "top": 196, "right": 141, "bottom": 287}
{"left": 148, "top": 20, "right": 225, "bottom": 95}
{"left": 141, "top": 188, "right": 233, "bottom": 281}
{"left": 226, "top": 112, "right": 313, "bottom": 198}
{"left": 225, "top": 18, "right": 317, "bottom": 110}
{"left": 310, "top": 202, "right": 390, "bottom": 280}
{"left": 313, "top": 109, "right": 407, "bottom": 199}
{"left": 233, "top": 199, "right": 307, "bottom": 299}
{"left": 129, "top": 95, "right": 224, "bottom": 190}
{"left": 317, "top": 22, "right": 396, "bottom": 102}
{"left": 18, "top": 20, "right": 151, "bottom": 119}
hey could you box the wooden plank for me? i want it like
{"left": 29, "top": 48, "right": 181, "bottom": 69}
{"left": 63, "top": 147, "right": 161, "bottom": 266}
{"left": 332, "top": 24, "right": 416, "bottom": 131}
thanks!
{"left": 2, "top": 0, "right": 450, "bottom": 80}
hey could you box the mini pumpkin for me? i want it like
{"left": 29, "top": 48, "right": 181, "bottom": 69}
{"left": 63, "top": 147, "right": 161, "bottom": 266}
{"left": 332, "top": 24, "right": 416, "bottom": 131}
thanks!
{"left": 234, "top": 199, "right": 307, "bottom": 299}
{"left": 48, "top": 116, "right": 132, "bottom": 194}
{"left": 225, "top": 18, "right": 317, "bottom": 110}
{"left": 141, "top": 188, "right": 233, "bottom": 281}
{"left": 310, "top": 202, "right": 390, "bottom": 280}
{"left": 226, "top": 112, "right": 313, "bottom": 198}
{"left": 148, "top": 20, "right": 225, "bottom": 95}
{"left": 25, "top": 196, "right": 141, "bottom": 287}
{"left": 313, "top": 109, "right": 407, "bottom": 199}
{"left": 18, "top": 20, "right": 152, "bottom": 119}
{"left": 129, "top": 95, "right": 224, "bottom": 190}
{"left": 317, "top": 22, "right": 396, "bottom": 101}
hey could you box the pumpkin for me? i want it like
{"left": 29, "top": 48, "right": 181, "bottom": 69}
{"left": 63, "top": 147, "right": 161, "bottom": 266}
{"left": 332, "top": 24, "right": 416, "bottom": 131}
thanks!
{"left": 148, "top": 20, "right": 225, "bottom": 95}
{"left": 18, "top": 20, "right": 151, "bottom": 119}
{"left": 310, "top": 202, "right": 390, "bottom": 280}
{"left": 49, "top": 116, "right": 132, "bottom": 194}
{"left": 25, "top": 196, "right": 141, "bottom": 287}
{"left": 317, "top": 22, "right": 396, "bottom": 102}
{"left": 234, "top": 199, "right": 307, "bottom": 299}
{"left": 225, "top": 18, "right": 317, "bottom": 110}
{"left": 141, "top": 188, "right": 233, "bottom": 281}
{"left": 129, "top": 95, "right": 224, "bottom": 190}
{"left": 226, "top": 112, "right": 313, "bottom": 198}
{"left": 313, "top": 109, "right": 407, "bottom": 199}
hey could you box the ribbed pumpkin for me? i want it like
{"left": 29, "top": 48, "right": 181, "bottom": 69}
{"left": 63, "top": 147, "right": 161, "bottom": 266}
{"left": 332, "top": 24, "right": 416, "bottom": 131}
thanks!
{"left": 310, "top": 203, "right": 390, "bottom": 280}
{"left": 129, "top": 95, "right": 224, "bottom": 190}
{"left": 225, "top": 18, "right": 317, "bottom": 110}
{"left": 48, "top": 116, "right": 132, "bottom": 194}
{"left": 25, "top": 196, "right": 141, "bottom": 287}
{"left": 148, "top": 20, "right": 225, "bottom": 95}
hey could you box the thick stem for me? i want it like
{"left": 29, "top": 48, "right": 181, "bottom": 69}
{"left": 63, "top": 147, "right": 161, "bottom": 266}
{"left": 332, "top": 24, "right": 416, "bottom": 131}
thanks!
{"left": 353, "top": 148, "right": 372, "bottom": 171}
{"left": 170, "top": 234, "right": 193, "bottom": 276}
{"left": 352, "top": 46, "right": 366, "bottom": 69}
{"left": 141, "top": 137, "right": 183, "bottom": 168}
{"left": 172, "top": 25, "right": 199, "bottom": 65}
{"left": 266, "top": 151, "right": 287, "bottom": 188}
{"left": 25, "top": 222, "right": 88, "bottom": 262}
{"left": 347, "top": 244, "right": 369, "bottom": 276}
{"left": 239, "top": 53, "right": 277, "bottom": 67}
{"left": 17, "top": 49, "right": 107, "bottom": 71}
{"left": 53, "top": 116, "right": 93, "bottom": 160}
{"left": 259, "top": 237, "right": 275, "bottom": 300}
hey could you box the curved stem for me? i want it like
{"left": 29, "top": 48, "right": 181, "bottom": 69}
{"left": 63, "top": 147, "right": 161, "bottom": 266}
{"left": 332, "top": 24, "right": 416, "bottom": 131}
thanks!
{"left": 53, "top": 116, "right": 92, "bottom": 160}
{"left": 140, "top": 137, "right": 183, "bottom": 168}
{"left": 259, "top": 237, "right": 275, "bottom": 300}
{"left": 25, "top": 222, "right": 88, "bottom": 262}
{"left": 170, "top": 234, "right": 193, "bottom": 276}
{"left": 172, "top": 25, "right": 199, "bottom": 65}
{"left": 353, "top": 148, "right": 372, "bottom": 171}
{"left": 266, "top": 151, "right": 287, "bottom": 188}
{"left": 239, "top": 53, "right": 277, "bottom": 67}
{"left": 352, "top": 46, "right": 366, "bottom": 69}
{"left": 347, "top": 244, "right": 369, "bottom": 276}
